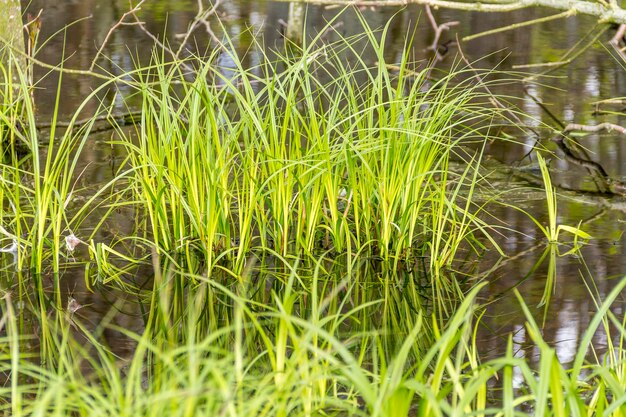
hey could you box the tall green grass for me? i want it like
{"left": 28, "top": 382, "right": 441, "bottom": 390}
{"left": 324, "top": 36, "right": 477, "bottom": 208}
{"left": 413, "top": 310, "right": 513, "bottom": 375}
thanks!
{"left": 115, "top": 21, "right": 508, "bottom": 278}
{"left": 532, "top": 152, "right": 591, "bottom": 244}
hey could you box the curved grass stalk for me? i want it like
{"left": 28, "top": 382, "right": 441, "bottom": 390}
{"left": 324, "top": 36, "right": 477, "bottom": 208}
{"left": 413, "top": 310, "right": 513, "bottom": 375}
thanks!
{"left": 536, "top": 152, "right": 592, "bottom": 244}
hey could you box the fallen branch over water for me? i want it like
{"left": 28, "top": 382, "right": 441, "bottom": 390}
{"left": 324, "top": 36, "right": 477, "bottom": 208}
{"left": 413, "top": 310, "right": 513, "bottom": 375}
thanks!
{"left": 271, "top": 0, "right": 626, "bottom": 25}
{"left": 562, "top": 122, "right": 626, "bottom": 135}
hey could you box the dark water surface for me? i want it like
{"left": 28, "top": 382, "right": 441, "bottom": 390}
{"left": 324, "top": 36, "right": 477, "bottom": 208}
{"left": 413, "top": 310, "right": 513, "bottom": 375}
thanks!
{"left": 20, "top": 0, "right": 626, "bottom": 366}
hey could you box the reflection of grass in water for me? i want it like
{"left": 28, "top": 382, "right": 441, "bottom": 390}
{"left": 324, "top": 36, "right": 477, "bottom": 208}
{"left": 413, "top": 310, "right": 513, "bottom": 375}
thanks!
{"left": 3, "top": 256, "right": 626, "bottom": 415}
{"left": 0, "top": 53, "right": 145, "bottom": 363}
{"left": 1, "top": 256, "right": 436, "bottom": 416}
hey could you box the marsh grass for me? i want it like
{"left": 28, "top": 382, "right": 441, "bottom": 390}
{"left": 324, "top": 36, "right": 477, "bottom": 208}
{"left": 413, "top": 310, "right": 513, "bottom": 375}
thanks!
{"left": 0, "top": 12, "right": 617, "bottom": 417}
{"left": 113, "top": 20, "right": 511, "bottom": 280}
{"left": 0, "top": 53, "right": 159, "bottom": 364}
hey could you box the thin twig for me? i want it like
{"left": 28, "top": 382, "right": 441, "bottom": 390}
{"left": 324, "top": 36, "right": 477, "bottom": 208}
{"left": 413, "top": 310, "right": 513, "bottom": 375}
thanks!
{"left": 425, "top": 5, "right": 458, "bottom": 62}
{"left": 131, "top": 17, "right": 196, "bottom": 74}
{"left": 463, "top": 10, "right": 573, "bottom": 42}
{"left": 593, "top": 98, "right": 626, "bottom": 106}
{"left": 90, "top": 0, "right": 146, "bottom": 72}
{"left": 197, "top": 0, "right": 224, "bottom": 49}
{"left": 609, "top": 24, "right": 626, "bottom": 63}
{"left": 176, "top": 0, "right": 224, "bottom": 56}
{"left": 4, "top": 40, "right": 120, "bottom": 82}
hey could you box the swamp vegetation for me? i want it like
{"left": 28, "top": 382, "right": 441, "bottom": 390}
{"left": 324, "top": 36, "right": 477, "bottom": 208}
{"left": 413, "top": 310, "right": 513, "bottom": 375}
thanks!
{"left": 0, "top": 1, "right": 625, "bottom": 416}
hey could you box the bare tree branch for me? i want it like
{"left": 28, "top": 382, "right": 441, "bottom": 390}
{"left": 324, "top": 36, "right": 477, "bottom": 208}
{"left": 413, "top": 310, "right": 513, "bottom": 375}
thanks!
{"left": 175, "top": 0, "right": 223, "bottom": 56}
{"left": 268, "top": 0, "right": 626, "bottom": 25}
{"left": 562, "top": 122, "right": 626, "bottom": 135}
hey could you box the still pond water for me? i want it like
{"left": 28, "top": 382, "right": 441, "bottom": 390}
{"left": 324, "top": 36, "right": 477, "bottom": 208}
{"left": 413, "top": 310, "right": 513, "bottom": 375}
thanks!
{"left": 19, "top": 0, "right": 626, "bottom": 375}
